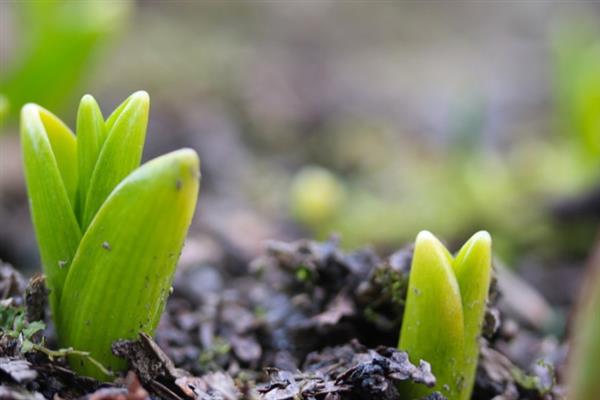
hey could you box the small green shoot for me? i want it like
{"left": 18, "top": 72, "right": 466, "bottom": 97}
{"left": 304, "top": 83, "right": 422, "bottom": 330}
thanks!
{"left": 0, "top": 305, "right": 45, "bottom": 353}
{"left": 0, "top": 302, "right": 112, "bottom": 376}
{"left": 20, "top": 92, "right": 200, "bottom": 379}
{"left": 398, "top": 231, "right": 492, "bottom": 400}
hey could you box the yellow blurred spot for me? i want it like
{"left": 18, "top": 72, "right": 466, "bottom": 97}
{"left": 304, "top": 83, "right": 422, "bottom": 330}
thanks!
{"left": 290, "top": 166, "right": 346, "bottom": 228}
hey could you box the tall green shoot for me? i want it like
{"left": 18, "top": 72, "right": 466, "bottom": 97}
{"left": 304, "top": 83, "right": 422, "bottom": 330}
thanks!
{"left": 20, "top": 91, "right": 200, "bottom": 379}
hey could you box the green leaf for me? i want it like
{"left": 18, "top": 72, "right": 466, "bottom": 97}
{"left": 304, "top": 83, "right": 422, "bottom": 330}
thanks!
{"left": 104, "top": 91, "right": 135, "bottom": 133}
{"left": 38, "top": 107, "right": 78, "bottom": 207}
{"left": 11, "top": 313, "right": 25, "bottom": 337}
{"left": 0, "top": 305, "right": 20, "bottom": 331}
{"left": 81, "top": 91, "right": 149, "bottom": 230}
{"left": 20, "top": 104, "right": 81, "bottom": 313}
{"left": 452, "top": 231, "right": 492, "bottom": 400}
{"left": 58, "top": 149, "right": 200, "bottom": 378}
{"left": 22, "top": 320, "right": 45, "bottom": 339}
{"left": 20, "top": 339, "right": 35, "bottom": 353}
{"left": 76, "top": 94, "right": 105, "bottom": 223}
{"left": 398, "top": 231, "right": 465, "bottom": 399}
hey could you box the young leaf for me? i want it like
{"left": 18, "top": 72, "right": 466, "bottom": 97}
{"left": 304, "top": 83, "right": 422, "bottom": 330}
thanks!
{"left": 38, "top": 108, "right": 78, "bottom": 207}
{"left": 81, "top": 91, "right": 149, "bottom": 230}
{"left": 76, "top": 95, "right": 105, "bottom": 222}
{"left": 452, "top": 231, "right": 492, "bottom": 400}
{"left": 104, "top": 92, "right": 134, "bottom": 133}
{"left": 58, "top": 149, "right": 200, "bottom": 378}
{"left": 398, "top": 231, "right": 465, "bottom": 399}
{"left": 20, "top": 104, "right": 81, "bottom": 313}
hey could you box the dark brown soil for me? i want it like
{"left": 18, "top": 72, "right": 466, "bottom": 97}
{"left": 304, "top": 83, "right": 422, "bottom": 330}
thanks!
{"left": 0, "top": 237, "right": 566, "bottom": 399}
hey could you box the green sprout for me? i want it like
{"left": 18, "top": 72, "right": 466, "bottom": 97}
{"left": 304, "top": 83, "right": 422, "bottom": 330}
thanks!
{"left": 0, "top": 305, "right": 45, "bottom": 353}
{"left": 398, "top": 231, "right": 492, "bottom": 400}
{"left": 20, "top": 91, "right": 200, "bottom": 379}
{"left": 567, "top": 259, "right": 600, "bottom": 400}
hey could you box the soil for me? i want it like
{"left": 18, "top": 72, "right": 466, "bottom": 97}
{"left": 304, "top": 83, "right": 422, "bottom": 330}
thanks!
{"left": 0, "top": 237, "right": 567, "bottom": 399}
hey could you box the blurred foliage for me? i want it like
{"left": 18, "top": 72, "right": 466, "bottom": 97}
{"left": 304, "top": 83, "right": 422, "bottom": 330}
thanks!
{"left": 553, "top": 24, "right": 600, "bottom": 162}
{"left": 0, "top": 0, "right": 131, "bottom": 130}
{"left": 291, "top": 166, "right": 346, "bottom": 229}
{"left": 2, "top": 2, "right": 600, "bottom": 265}
{"left": 291, "top": 138, "right": 592, "bottom": 260}
{"left": 291, "top": 25, "right": 600, "bottom": 259}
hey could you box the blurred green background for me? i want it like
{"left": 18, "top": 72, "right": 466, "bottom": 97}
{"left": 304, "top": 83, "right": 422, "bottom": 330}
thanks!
{"left": 2, "top": 0, "right": 600, "bottom": 272}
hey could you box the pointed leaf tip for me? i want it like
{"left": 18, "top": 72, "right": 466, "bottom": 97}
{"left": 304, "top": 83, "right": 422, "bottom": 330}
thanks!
{"left": 414, "top": 230, "right": 443, "bottom": 253}
{"left": 80, "top": 94, "right": 96, "bottom": 104}
{"left": 470, "top": 230, "right": 491, "bottom": 246}
{"left": 119, "top": 90, "right": 149, "bottom": 117}
{"left": 21, "top": 103, "right": 40, "bottom": 118}
{"left": 182, "top": 148, "right": 200, "bottom": 170}
{"left": 454, "top": 230, "right": 492, "bottom": 268}
{"left": 415, "top": 230, "right": 435, "bottom": 243}
{"left": 415, "top": 230, "right": 453, "bottom": 264}
{"left": 130, "top": 90, "right": 149, "bottom": 102}
{"left": 82, "top": 91, "right": 150, "bottom": 229}
{"left": 172, "top": 147, "right": 200, "bottom": 170}
{"left": 104, "top": 91, "right": 150, "bottom": 136}
{"left": 77, "top": 94, "right": 105, "bottom": 222}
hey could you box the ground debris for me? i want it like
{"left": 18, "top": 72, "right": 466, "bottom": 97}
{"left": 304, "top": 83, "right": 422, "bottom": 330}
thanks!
{"left": 113, "top": 333, "right": 250, "bottom": 400}
{"left": 113, "top": 332, "right": 194, "bottom": 399}
{"left": 25, "top": 275, "right": 48, "bottom": 323}
{"left": 258, "top": 369, "right": 343, "bottom": 400}
{"left": 161, "top": 237, "right": 411, "bottom": 376}
{"left": 175, "top": 372, "right": 246, "bottom": 400}
{"left": 0, "top": 262, "right": 27, "bottom": 304}
{"left": 246, "top": 238, "right": 412, "bottom": 363}
{"left": 0, "top": 385, "right": 45, "bottom": 399}
{"left": 0, "top": 343, "right": 104, "bottom": 399}
{"left": 0, "top": 357, "right": 37, "bottom": 383}
{"left": 27, "top": 358, "right": 102, "bottom": 398}
{"left": 87, "top": 372, "right": 149, "bottom": 400}
{"left": 473, "top": 341, "right": 561, "bottom": 400}
{"left": 113, "top": 333, "right": 183, "bottom": 383}
{"left": 259, "top": 340, "right": 441, "bottom": 400}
